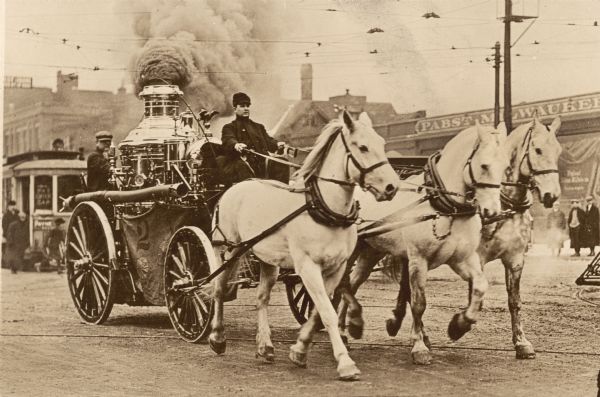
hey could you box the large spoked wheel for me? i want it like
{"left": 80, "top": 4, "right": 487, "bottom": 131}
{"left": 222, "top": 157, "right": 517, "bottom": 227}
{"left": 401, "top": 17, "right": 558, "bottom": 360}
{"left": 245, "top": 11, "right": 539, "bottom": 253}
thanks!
{"left": 164, "top": 226, "right": 216, "bottom": 343}
{"left": 66, "top": 202, "right": 116, "bottom": 324}
{"left": 285, "top": 276, "right": 315, "bottom": 325}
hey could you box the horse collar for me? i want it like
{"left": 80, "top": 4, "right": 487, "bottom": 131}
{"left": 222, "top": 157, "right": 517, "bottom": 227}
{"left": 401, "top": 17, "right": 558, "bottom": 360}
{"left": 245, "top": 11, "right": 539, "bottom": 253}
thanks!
{"left": 305, "top": 177, "right": 359, "bottom": 228}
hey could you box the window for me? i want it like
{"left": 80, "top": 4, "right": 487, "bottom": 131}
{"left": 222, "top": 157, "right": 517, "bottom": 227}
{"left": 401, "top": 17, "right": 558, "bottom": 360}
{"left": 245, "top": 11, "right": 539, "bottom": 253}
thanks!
{"left": 58, "top": 175, "right": 84, "bottom": 204}
{"left": 34, "top": 176, "right": 53, "bottom": 211}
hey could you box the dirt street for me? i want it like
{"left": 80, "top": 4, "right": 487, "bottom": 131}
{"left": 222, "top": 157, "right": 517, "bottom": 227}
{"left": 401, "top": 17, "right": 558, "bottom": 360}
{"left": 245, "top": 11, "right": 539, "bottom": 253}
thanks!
{"left": 1, "top": 246, "right": 599, "bottom": 396}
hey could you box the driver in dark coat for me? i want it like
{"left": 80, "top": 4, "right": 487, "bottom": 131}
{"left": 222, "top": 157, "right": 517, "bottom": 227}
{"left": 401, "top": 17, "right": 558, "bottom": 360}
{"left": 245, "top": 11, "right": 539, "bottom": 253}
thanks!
{"left": 219, "top": 92, "right": 285, "bottom": 184}
{"left": 87, "top": 131, "right": 112, "bottom": 191}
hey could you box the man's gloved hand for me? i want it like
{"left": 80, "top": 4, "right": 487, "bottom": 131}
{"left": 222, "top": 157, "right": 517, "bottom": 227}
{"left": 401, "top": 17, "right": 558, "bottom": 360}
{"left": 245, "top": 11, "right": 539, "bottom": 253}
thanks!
{"left": 234, "top": 143, "right": 248, "bottom": 153}
{"left": 277, "top": 142, "right": 286, "bottom": 149}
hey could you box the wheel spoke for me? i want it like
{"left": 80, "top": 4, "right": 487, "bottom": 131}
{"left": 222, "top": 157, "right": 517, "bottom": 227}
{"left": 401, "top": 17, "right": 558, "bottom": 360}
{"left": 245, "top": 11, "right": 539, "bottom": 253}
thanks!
{"left": 70, "top": 269, "right": 85, "bottom": 282}
{"left": 193, "top": 290, "right": 209, "bottom": 314}
{"left": 171, "top": 255, "right": 186, "bottom": 275}
{"left": 177, "top": 243, "right": 187, "bottom": 269}
{"left": 92, "top": 261, "right": 109, "bottom": 268}
{"left": 69, "top": 241, "right": 85, "bottom": 259}
{"left": 92, "top": 267, "right": 109, "bottom": 286}
{"left": 75, "top": 273, "right": 88, "bottom": 299}
{"left": 90, "top": 272, "right": 105, "bottom": 306}
{"left": 191, "top": 298, "right": 205, "bottom": 330}
{"left": 72, "top": 226, "right": 86, "bottom": 256}
{"left": 169, "top": 269, "right": 184, "bottom": 279}
{"left": 77, "top": 216, "right": 88, "bottom": 252}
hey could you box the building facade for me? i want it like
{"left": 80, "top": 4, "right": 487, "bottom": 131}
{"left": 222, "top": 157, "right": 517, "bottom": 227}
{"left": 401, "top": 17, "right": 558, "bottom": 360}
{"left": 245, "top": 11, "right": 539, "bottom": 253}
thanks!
{"left": 3, "top": 72, "right": 142, "bottom": 160}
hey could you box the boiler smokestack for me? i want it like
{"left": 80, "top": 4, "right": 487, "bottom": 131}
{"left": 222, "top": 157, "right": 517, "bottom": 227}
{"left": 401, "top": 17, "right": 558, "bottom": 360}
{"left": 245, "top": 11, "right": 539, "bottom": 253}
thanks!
{"left": 301, "top": 63, "right": 313, "bottom": 101}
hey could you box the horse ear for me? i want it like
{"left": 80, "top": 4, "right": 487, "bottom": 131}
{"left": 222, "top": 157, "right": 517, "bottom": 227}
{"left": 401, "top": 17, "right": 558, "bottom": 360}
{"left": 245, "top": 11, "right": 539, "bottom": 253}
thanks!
{"left": 496, "top": 122, "right": 507, "bottom": 136}
{"left": 341, "top": 110, "right": 355, "bottom": 133}
{"left": 358, "top": 112, "right": 373, "bottom": 128}
{"left": 549, "top": 115, "right": 561, "bottom": 135}
{"left": 475, "top": 121, "right": 488, "bottom": 141}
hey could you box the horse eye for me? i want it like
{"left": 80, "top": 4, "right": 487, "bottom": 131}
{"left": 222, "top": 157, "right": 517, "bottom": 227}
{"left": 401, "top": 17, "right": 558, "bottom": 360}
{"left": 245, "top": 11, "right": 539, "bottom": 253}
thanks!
{"left": 535, "top": 148, "right": 542, "bottom": 155}
{"left": 481, "top": 164, "right": 489, "bottom": 171}
{"left": 359, "top": 145, "right": 369, "bottom": 153}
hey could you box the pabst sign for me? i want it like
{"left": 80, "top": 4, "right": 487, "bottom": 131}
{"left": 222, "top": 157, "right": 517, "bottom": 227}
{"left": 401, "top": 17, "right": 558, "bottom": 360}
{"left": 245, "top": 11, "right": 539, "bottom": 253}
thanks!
{"left": 415, "top": 93, "right": 600, "bottom": 133}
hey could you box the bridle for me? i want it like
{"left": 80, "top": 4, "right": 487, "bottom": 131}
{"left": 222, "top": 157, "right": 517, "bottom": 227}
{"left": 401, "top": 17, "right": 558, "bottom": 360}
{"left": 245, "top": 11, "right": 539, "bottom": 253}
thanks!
{"left": 502, "top": 125, "right": 559, "bottom": 190}
{"left": 316, "top": 128, "right": 390, "bottom": 190}
{"left": 464, "top": 140, "right": 502, "bottom": 191}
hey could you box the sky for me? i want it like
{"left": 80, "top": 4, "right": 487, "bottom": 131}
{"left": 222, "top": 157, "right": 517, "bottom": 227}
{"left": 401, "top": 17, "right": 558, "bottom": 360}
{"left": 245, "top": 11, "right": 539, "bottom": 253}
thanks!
{"left": 3, "top": 0, "right": 600, "bottom": 117}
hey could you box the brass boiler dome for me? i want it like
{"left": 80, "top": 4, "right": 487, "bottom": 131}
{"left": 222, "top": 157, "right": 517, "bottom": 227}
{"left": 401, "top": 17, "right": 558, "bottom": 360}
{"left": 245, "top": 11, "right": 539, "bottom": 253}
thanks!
{"left": 120, "top": 84, "right": 190, "bottom": 146}
{"left": 118, "top": 84, "right": 196, "bottom": 187}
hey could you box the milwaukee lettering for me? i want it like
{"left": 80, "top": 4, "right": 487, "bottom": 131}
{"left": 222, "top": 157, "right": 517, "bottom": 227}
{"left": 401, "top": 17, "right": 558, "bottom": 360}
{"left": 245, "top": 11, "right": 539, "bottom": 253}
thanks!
{"left": 415, "top": 93, "right": 600, "bottom": 133}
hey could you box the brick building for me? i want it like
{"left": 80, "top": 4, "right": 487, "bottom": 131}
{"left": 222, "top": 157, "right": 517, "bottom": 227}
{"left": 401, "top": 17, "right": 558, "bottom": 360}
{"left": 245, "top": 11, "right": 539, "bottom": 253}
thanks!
{"left": 3, "top": 72, "right": 142, "bottom": 160}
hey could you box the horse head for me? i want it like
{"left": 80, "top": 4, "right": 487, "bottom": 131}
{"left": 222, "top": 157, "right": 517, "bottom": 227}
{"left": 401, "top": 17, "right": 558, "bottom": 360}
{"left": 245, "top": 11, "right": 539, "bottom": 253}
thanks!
{"left": 520, "top": 116, "right": 562, "bottom": 208}
{"left": 339, "top": 110, "right": 400, "bottom": 201}
{"left": 462, "top": 121, "right": 509, "bottom": 218}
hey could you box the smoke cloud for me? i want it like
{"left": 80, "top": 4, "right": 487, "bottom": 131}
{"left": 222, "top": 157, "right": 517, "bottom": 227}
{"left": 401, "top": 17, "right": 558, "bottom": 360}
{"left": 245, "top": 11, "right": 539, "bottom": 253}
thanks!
{"left": 126, "top": 0, "right": 285, "bottom": 115}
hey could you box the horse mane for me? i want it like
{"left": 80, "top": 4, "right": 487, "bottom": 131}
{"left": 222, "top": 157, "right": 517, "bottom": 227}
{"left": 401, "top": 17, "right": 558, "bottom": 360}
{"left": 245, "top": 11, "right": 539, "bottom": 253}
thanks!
{"left": 293, "top": 119, "right": 344, "bottom": 181}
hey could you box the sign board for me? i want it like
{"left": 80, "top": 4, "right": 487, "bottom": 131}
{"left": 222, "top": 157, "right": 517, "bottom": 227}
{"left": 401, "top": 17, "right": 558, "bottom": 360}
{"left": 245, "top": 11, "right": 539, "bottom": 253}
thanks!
{"left": 33, "top": 218, "right": 54, "bottom": 231}
{"left": 558, "top": 136, "right": 600, "bottom": 201}
{"left": 415, "top": 93, "right": 600, "bottom": 134}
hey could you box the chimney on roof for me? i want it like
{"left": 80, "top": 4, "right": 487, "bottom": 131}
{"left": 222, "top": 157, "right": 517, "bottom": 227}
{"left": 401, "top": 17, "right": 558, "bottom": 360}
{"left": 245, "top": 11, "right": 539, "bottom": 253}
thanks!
{"left": 345, "top": 89, "right": 350, "bottom": 95}
{"left": 301, "top": 63, "right": 313, "bottom": 101}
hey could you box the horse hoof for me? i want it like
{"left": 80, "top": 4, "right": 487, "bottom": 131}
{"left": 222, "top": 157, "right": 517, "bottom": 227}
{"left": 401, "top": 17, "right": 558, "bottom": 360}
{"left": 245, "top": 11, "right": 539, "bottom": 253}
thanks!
{"left": 515, "top": 344, "right": 536, "bottom": 360}
{"left": 256, "top": 346, "right": 275, "bottom": 362}
{"left": 348, "top": 318, "right": 364, "bottom": 340}
{"left": 338, "top": 364, "right": 361, "bottom": 381}
{"left": 423, "top": 334, "right": 432, "bottom": 350}
{"left": 447, "top": 313, "right": 473, "bottom": 341}
{"left": 411, "top": 350, "right": 432, "bottom": 365}
{"left": 209, "top": 336, "right": 227, "bottom": 355}
{"left": 386, "top": 318, "right": 400, "bottom": 337}
{"left": 289, "top": 349, "right": 307, "bottom": 368}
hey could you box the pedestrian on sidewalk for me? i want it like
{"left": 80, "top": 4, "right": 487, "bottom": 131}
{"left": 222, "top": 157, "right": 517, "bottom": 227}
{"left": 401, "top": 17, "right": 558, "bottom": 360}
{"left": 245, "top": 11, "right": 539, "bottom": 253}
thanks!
{"left": 581, "top": 195, "right": 599, "bottom": 256}
{"left": 6, "top": 212, "right": 30, "bottom": 273}
{"left": 2, "top": 200, "right": 19, "bottom": 267}
{"left": 568, "top": 199, "right": 585, "bottom": 257}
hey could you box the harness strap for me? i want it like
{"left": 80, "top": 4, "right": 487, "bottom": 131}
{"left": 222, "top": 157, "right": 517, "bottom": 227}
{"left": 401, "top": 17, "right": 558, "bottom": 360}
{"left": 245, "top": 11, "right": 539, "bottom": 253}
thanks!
{"left": 305, "top": 177, "right": 359, "bottom": 228}
{"left": 425, "top": 152, "right": 478, "bottom": 216}
{"left": 202, "top": 203, "right": 310, "bottom": 287}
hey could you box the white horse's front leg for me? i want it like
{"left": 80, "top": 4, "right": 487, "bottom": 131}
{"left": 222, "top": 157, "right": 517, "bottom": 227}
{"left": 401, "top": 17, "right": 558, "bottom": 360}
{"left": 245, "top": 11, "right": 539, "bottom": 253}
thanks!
{"left": 448, "top": 253, "right": 488, "bottom": 341}
{"left": 256, "top": 264, "right": 279, "bottom": 362}
{"left": 407, "top": 254, "right": 431, "bottom": 365}
{"left": 208, "top": 246, "right": 241, "bottom": 355}
{"left": 291, "top": 256, "right": 360, "bottom": 381}
{"left": 503, "top": 254, "right": 536, "bottom": 359}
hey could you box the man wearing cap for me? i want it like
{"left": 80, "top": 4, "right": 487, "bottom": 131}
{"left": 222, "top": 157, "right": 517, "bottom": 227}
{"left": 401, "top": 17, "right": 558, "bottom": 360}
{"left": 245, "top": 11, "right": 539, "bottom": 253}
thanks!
{"left": 44, "top": 218, "right": 66, "bottom": 273}
{"left": 568, "top": 199, "right": 585, "bottom": 256}
{"left": 219, "top": 92, "right": 285, "bottom": 184}
{"left": 582, "top": 195, "right": 599, "bottom": 256}
{"left": 87, "top": 131, "right": 113, "bottom": 191}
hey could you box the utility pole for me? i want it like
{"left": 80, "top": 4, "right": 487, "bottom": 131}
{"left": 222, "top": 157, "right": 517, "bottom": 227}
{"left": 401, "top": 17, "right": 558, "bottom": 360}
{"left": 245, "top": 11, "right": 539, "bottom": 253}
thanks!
{"left": 504, "top": 0, "right": 512, "bottom": 133}
{"left": 493, "top": 41, "right": 501, "bottom": 128}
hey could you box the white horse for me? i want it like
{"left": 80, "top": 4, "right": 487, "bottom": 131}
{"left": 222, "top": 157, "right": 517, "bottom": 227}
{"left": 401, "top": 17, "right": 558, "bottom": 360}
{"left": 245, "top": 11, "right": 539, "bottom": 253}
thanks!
{"left": 334, "top": 122, "right": 509, "bottom": 365}
{"left": 382, "top": 116, "right": 562, "bottom": 360}
{"left": 208, "top": 111, "right": 400, "bottom": 380}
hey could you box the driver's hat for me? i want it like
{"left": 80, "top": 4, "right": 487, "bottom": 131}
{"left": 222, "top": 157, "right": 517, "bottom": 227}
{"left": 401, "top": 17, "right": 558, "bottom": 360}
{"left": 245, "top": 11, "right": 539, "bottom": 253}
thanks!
{"left": 95, "top": 131, "right": 113, "bottom": 142}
